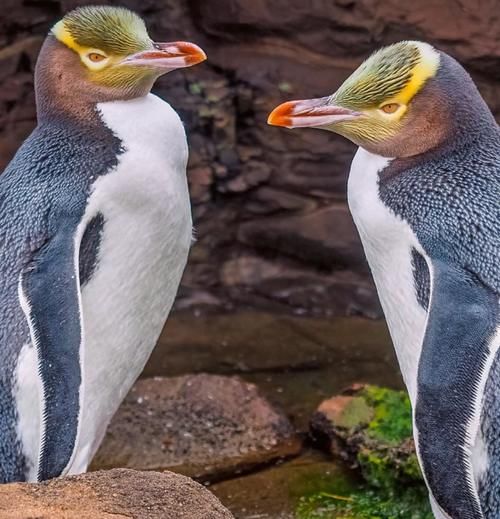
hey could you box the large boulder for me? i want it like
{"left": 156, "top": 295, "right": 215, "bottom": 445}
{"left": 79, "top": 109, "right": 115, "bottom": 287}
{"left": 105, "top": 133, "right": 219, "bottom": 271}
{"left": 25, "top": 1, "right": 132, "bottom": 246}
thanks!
{"left": 0, "top": 468, "right": 233, "bottom": 519}
{"left": 92, "top": 374, "right": 302, "bottom": 481}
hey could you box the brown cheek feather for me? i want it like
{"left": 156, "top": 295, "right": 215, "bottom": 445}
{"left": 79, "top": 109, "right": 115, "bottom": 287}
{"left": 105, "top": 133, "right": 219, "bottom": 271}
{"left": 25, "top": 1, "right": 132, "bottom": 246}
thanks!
{"left": 35, "top": 36, "right": 156, "bottom": 123}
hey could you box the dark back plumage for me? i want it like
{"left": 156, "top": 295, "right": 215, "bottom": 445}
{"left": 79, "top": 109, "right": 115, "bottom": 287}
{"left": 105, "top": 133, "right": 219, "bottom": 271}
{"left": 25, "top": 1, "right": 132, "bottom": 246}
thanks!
{"left": 0, "top": 114, "right": 121, "bottom": 481}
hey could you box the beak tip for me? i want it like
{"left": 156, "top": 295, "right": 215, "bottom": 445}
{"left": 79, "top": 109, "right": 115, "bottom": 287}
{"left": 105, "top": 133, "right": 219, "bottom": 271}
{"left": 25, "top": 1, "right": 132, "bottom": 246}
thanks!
{"left": 267, "top": 114, "right": 277, "bottom": 126}
{"left": 267, "top": 102, "right": 293, "bottom": 127}
{"left": 191, "top": 47, "right": 208, "bottom": 65}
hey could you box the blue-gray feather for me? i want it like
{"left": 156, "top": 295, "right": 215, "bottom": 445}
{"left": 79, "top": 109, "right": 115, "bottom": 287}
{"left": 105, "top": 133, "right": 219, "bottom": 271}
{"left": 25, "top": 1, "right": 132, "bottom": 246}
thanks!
{"left": 379, "top": 94, "right": 500, "bottom": 517}
{"left": 0, "top": 115, "right": 121, "bottom": 481}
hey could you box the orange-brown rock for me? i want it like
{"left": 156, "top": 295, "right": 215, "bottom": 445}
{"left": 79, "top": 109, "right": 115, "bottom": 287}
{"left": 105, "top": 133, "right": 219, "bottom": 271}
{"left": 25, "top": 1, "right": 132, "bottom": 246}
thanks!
{"left": 0, "top": 468, "right": 233, "bottom": 519}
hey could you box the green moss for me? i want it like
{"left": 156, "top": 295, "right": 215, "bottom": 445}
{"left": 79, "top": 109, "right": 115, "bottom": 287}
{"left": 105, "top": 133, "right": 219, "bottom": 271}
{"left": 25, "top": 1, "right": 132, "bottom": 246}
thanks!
{"left": 362, "top": 386, "right": 413, "bottom": 445}
{"left": 296, "top": 386, "right": 433, "bottom": 519}
{"left": 296, "top": 486, "right": 433, "bottom": 519}
{"left": 357, "top": 449, "right": 395, "bottom": 489}
{"left": 289, "top": 467, "right": 356, "bottom": 501}
{"left": 295, "top": 386, "right": 430, "bottom": 518}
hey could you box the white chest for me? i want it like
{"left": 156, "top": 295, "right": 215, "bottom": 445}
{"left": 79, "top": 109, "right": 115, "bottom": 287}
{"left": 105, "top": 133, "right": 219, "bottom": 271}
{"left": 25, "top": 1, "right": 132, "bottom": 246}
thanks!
{"left": 347, "top": 147, "right": 428, "bottom": 403}
{"left": 72, "top": 94, "right": 192, "bottom": 470}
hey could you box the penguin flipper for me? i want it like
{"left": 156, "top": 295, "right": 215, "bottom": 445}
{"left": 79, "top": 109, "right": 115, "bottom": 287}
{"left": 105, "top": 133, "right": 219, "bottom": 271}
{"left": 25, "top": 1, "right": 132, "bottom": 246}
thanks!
{"left": 19, "top": 226, "right": 83, "bottom": 481}
{"left": 415, "top": 258, "right": 499, "bottom": 518}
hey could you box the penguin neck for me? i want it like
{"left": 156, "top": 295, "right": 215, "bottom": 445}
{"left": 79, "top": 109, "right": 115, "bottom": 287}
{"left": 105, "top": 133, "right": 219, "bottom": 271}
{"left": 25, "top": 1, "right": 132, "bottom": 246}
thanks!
{"left": 435, "top": 52, "right": 498, "bottom": 147}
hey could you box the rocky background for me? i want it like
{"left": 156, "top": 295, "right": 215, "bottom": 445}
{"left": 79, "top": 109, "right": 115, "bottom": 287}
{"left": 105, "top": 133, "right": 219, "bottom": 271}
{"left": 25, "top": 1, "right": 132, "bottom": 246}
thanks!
{"left": 1, "top": 0, "right": 499, "bottom": 318}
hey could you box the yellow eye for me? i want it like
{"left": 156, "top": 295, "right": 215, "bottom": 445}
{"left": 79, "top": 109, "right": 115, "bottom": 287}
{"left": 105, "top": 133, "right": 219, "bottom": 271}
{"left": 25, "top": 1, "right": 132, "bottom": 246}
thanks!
{"left": 380, "top": 103, "right": 400, "bottom": 114}
{"left": 87, "top": 52, "right": 107, "bottom": 63}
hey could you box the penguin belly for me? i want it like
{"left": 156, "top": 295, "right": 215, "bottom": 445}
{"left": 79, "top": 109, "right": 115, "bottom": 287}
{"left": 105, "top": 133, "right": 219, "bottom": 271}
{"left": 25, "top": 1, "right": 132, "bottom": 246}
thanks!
{"left": 70, "top": 94, "right": 192, "bottom": 472}
{"left": 347, "top": 147, "right": 428, "bottom": 404}
{"left": 15, "top": 94, "right": 192, "bottom": 478}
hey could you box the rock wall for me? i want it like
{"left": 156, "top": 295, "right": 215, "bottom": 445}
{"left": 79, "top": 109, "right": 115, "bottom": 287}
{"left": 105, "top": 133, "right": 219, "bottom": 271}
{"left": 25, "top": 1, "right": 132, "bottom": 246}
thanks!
{"left": 1, "top": 0, "right": 498, "bottom": 317}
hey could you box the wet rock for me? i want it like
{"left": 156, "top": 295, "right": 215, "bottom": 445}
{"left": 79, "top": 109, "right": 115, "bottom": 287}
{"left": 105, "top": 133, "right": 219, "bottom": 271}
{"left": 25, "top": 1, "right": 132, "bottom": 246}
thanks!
{"left": 0, "top": 468, "right": 233, "bottom": 519}
{"left": 310, "top": 384, "right": 421, "bottom": 488}
{"left": 92, "top": 375, "right": 302, "bottom": 481}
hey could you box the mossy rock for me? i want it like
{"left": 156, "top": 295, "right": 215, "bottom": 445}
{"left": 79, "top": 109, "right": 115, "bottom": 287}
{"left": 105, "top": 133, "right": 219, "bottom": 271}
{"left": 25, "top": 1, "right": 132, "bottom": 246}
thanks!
{"left": 303, "top": 385, "right": 432, "bottom": 518}
{"left": 310, "top": 385, "right": 422, "bottom": 489}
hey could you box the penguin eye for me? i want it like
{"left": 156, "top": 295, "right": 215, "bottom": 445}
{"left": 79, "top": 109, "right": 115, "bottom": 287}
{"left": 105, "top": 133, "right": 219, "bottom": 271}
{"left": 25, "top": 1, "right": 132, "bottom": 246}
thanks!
{"left": 380, "top": 103, "right": 400, "bottom": 114}
{"left": 87, "top": 52, "right": 107, "bottom": 63}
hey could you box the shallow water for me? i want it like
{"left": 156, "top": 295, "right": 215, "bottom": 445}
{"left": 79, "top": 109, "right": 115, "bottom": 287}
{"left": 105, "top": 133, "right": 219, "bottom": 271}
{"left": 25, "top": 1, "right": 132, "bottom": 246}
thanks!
{"left": 146, "top": 311, "right": 402, "bottom": 429}
{"left": 210, "top": 448, "right": 358, "bottom": 519}
{"left": 142, "top": 310, "right": 403, "bottom": 517}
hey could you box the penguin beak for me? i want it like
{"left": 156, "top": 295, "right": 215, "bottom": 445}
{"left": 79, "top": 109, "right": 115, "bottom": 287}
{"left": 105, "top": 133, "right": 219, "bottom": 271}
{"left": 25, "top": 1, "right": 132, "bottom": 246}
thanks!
{"left": 123, "top": 41, "right": 207, "bottom": 71}
{"left": 268, "top": 96, "right": 361, "bottom": 128}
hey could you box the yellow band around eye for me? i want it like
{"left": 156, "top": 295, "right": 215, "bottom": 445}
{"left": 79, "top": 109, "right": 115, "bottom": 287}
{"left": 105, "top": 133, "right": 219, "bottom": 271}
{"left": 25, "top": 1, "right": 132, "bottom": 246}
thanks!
{"left": 51, "top": 21, "right": 109, "bottom": 71}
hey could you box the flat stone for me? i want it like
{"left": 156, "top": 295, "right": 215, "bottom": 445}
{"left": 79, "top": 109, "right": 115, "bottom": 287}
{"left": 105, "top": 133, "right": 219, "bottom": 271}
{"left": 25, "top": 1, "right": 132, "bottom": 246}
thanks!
{"left": 247, "top": 186, "right": 318, "bottom": 214}
{"left": 237, "top": 204, "right": 367, "bottom": 269}
{"left": 0, "top": 468, "right": 233, "bottom": 519}
{"left": 92, "top": 375, "right": 302, "bottom": 481}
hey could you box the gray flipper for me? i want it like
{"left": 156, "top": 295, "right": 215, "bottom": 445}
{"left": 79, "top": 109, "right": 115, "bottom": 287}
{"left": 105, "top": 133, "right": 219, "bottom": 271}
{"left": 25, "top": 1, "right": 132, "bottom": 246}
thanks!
{"left": 19, "top": 223, "right": 83, "bottom": 481}
{"left": 415, "top": 259, "right": 499, "bottom": 519}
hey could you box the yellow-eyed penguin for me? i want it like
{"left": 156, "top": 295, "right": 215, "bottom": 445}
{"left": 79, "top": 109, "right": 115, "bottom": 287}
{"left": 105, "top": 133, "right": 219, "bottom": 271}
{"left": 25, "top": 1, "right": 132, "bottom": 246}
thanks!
{"left": 268, "top": 41, "right": 500, "bottom": 519}
{"left": 1, "top": 6, "right": 206, "bottom": 482}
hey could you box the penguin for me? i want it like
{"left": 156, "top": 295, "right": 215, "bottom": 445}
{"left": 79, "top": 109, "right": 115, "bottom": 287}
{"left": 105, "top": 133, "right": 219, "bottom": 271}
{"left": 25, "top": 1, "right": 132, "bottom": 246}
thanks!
{"left": 268, "top": 41, "right": 500, "bottom": 519}
{"left": 0, "top": 6, "right": 206, "bottom": 483}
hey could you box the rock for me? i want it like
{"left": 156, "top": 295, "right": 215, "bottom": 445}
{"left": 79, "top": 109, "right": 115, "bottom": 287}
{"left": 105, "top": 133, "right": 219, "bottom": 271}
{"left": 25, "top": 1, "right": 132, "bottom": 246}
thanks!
{"left": 237, "top": 204, "right": 367, "bottom": 269}
{"left": 0, "top": 468, "right": 233, "bottom": 519}
{"left": 92, "top": 375, "right": 302, "bottom": 481}
{"left": 188, "top": 166, "right": 214, "bottom": 203}
{"left": 220, "top": 256, "right": 290, "bottom": 286}
{"left": 0, "top": 37, "right": 42, "bottom": 80}
{"left": 246, "top": 186, "right": 318, "bottom": 214}
{"left": 310, "top": 384, "right": 421, "bottom": 488}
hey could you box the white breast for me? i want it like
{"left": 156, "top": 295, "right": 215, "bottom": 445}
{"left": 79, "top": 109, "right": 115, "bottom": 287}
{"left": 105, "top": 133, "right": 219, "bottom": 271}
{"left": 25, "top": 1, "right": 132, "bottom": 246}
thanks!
{"left": 69, "top": 94, "right": 192, "bottom": 472}
{"left": 347, "top": 147, "right": 428, "bottom": 403}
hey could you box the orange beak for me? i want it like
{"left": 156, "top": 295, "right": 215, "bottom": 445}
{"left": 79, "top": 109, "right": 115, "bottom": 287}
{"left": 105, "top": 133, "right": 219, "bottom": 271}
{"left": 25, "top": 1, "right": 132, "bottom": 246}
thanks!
{"left": 268, "top": 96, "right": 360, "bottom": 128}
{"left": 124, "top": 41, "right": 207, "bottom": 70}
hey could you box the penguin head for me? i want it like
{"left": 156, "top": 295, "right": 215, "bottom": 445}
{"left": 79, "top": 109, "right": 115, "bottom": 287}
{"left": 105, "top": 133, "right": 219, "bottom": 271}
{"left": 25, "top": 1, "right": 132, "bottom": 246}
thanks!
{"left": 35, "top": 6, "right": 206, "bottom": 117}
{"left": 268, "top": 41, "right": 487, "bottom": 157}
